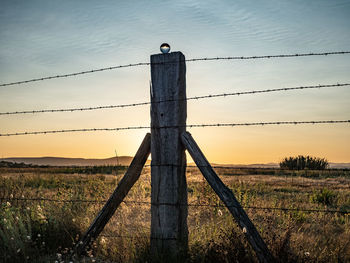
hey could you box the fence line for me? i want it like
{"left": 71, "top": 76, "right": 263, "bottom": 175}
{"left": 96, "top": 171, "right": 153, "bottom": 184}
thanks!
{"left": 1, "top": 197, "right": 349, "bottom": 214}
{"left": 0, "top": 120, "right": 348, "bottom": 137}
{"left": 146, "top": 164, "right": 350, "bottom": 171}
{"left": 1, "top": 83, "right": 349, "bottom": 116}
{"left": 1, "top": 51, "right": 349, "bottom": 87}
{"left": 186, "top": 51, "right": 350, "bottom": 62}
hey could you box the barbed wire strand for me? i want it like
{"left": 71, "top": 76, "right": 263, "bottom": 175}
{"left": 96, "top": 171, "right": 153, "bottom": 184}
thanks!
{"left": 1, "top": 197, "right": 349, "bottom": 214}
{"left": 1, "top": 51, "right": 349, "bottom": 87}
{"left": 0, "top": 120, "right": 349, "bottom": 137}
{"left": 100, "top": 234, "right": 147, "bottom": 239}
{"left": 186, "top": 51, "right": 350, "bottom": 62}
{"left": 2, "top": 161, "right": 346, "bottom": 171}
{"left": 1, "top": 83, "right": 349, "bottom": 116}
{"left": 145, "top": 164, "right": 350, "bottom": 171}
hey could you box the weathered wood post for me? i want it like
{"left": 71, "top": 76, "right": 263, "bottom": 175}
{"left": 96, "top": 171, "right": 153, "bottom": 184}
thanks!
{"left": 150, "top": 51, "right": 188, "bottom": 260}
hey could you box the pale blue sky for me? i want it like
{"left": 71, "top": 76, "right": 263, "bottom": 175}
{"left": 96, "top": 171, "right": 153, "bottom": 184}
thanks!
{"left": 0, "top": 0, "right": 349, "bottom": 163}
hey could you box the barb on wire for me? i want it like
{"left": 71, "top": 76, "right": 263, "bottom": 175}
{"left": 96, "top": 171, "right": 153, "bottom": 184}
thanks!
{"left": 2, "top": 197, "right": 349, "bottom": 214}
{"left": 1, "top": 83, "right": 349, "bottom": 116}
{"left": 0, "top": 120, "right": 349, "bottom": 137}
{"left": 1, "top": 51, "right": 349, "bottom": 87}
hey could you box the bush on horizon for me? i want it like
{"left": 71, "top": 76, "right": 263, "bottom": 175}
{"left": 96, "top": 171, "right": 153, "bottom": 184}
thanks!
{"left": 280, "top": 155, "right": 329, "bottom": 170}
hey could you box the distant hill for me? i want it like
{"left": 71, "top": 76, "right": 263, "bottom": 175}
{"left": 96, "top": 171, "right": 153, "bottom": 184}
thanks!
{"left": 1, "top": 156, "right": 139, "bottom": 166}
{"left": 329, "top": 163, "right": 350, "bottom": 169}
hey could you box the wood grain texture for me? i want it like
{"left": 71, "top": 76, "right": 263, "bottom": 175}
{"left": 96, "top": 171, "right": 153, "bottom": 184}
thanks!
{"left": 181, "top": 131, "right": 275, "bottom": 263}
{"left": 150, "top": 52, "right": 188, "bottom": 260}
{"left": 75, "top": 133, "right": 151, "bottom": 256}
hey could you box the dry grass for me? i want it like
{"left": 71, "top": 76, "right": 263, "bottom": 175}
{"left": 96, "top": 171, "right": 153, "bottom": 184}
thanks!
{"left": 1, "top": 166, "right": 349, "bottom": 262}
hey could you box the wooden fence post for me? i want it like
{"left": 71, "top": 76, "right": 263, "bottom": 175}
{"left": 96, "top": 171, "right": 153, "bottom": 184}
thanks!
{"left": 150, "top": 51, "right": 188, "bottom": 260}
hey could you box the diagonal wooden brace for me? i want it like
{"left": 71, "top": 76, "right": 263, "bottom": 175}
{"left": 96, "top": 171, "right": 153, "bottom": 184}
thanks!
{"left": 75, "top": 133, "right": 151, "bottom": 255}
{"left": 181, "top": 131, "right": 275, "bottom": 263}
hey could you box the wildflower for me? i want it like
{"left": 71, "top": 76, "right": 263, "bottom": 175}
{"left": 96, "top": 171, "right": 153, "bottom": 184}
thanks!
{"left": 242, "top": 227, "right": 247, "bottom": 233}
{"left": 10, "top": 194, "right": 13, "bottom": 198}
{"left": 15, "top": 216, "right": 19, "bottom": 221}
{"left": 36, "top": 205, "right": 46, "bottom": 221}
{"left": 21, "top": 194, "right": 25, "bottom": 198}
{"left": 17, "top": 248, "right": 21, "bottom": 253}
{"left": 3, "top": 218, "right": 7, "bottom": 223}
{"left": 42, "top": 241, "right": 45, "bottom": 246}
{"left": 79, "top": 241, "right": 83, "bottom": 245}
{"left": 37, "top": 234, "right": 41, "bottom": 238}
{"left": 56, "top": 253, "right": 62, "bottom": 259}
{"left": 100, "top": 237, "right": 106, "bottom": 244}
{"left": 72, "top": 218, "right": 76, "bottom": 222}
{"left": 6, "top": 202, "right": 11, "bottom": 207}
{"left": 305, "top": 252, "right": 310, "bottom": 256}
{"left": 217, "top": 209, "right": 223, "bottom": 216}
{"left": 26, "top": 207, "right": 30, "bottom": 210}
{"left": 10, "top": 237, "right": 14, "bottom": 240}
{"left": 27, "top": 235, "right": 31, "bottom": 240}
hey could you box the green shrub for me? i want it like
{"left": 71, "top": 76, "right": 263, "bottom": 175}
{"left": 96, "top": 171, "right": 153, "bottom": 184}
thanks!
{"left": 310, "top": 188, "right": 336, "bottom": 206}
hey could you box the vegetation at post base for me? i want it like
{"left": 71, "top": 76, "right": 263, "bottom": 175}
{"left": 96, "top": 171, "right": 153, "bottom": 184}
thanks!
{"left": 280, "top": 155, "right": 329, "bottom": 170}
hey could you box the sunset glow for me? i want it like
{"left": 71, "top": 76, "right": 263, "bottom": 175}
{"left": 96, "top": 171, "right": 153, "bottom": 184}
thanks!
{"left": 1, "top": 1, "right": 349, "bottom": 164}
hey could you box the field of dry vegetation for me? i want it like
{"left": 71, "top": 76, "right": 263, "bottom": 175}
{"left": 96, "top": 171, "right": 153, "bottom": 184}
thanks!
{"left": 1, "top": 165, "right": 349, "bottom": 263}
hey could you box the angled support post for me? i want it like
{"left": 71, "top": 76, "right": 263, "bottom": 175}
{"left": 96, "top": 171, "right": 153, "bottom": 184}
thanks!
{"left": 181, "top": 131, "right": 275, "bottom": 263}
{"left": 75, "top": 133, "right": 151, "bottom": 255}
{"left": 150, "top": 51, "right": 188, "bottom": 260}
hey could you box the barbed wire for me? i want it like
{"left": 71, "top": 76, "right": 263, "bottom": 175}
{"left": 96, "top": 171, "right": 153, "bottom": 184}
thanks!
{"left": 0, "top": 126, "right": 149, "bottom": 136}
{"left": 0, "top": 120, "right": 348, "bottom": 137}
{"left": 145, "top": 164, "right": 350, "bottom": 171}
{"left": 186, "top": 51, "right": 350, "bottom": 62}
{"left": 1, "top": 83, "right": 349, "bottom": 116}
{"left": 2, "top": 197, "right": 349, "bottom": 214}
{"left": 0, "top": 62, "right": 150, "bottom": 87}
{"left": 1, "top": 51, "right": 349, "bottom": 87}
{"left": 2, "top": 162, "right": 346, "bottom": 171}
{"left": 100, "top": 234, "right": 147, "bottom": 239}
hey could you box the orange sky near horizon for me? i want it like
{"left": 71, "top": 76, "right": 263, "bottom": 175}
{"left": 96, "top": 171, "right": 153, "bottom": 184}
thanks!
{"left": 1, "top": 123, "right": 349, "bottom": 164}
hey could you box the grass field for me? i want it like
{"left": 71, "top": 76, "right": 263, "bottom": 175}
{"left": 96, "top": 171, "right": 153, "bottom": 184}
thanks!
{"left": 1, "top": 165, "right": 349, "bottom": 262}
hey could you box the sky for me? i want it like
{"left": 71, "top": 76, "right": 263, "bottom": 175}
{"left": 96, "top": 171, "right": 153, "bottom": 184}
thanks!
{"left": 0, "top": 0, "right": 349, "bottom": 164}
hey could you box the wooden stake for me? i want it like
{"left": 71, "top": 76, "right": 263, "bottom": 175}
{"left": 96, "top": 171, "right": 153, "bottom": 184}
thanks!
{"left": 181, "top": 131, "right": 275, "bottom": 263}
{"left": 150, "top": 51, "right": 188, "bottom": 260}
{"left": 75, "top": 133, "right": 151, "bottom": 255}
